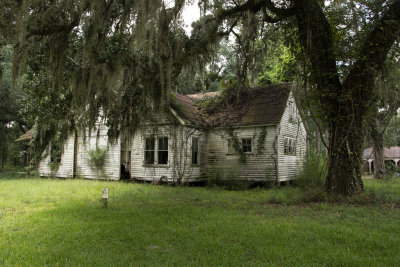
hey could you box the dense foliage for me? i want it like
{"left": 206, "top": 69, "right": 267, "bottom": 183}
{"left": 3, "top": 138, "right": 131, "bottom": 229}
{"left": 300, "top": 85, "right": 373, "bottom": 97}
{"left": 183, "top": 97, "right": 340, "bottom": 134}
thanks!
{"left": 1, "top": 0, "right": 400, "bottom": 195}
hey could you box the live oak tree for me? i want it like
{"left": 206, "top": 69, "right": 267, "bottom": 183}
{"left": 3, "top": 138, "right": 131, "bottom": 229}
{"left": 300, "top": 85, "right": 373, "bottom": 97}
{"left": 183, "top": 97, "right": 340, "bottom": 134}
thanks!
{"left": 3, "top": 0, "right": 400, "bottom": 195}
{"left": 206, "top": 0, "right": 400, "bottom": 195}
{"left": 294, "top": 0, "right": 400, "bottom": 194}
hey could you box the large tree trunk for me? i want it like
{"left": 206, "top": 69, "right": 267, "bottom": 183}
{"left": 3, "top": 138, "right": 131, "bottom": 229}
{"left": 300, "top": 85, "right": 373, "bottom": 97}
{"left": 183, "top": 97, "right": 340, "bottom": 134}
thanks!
{"left": 371, "top": 118, "right": 386, "bottom": 179}
{"left": 325, "top": 117, "right": 364, "bottom": 195}
{"left": 294, "top": 0, "right": 400, "bottom": 195}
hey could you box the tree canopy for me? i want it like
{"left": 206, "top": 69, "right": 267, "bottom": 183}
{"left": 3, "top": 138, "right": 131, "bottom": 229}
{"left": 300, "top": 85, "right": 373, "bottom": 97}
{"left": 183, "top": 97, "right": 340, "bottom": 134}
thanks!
{"left": 1, "top": 0, "right": 400, "bottom": 195}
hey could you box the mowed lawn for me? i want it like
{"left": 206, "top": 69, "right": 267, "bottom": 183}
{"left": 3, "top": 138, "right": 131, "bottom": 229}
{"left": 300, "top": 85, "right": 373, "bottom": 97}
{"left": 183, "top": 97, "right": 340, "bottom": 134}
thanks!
{"left": 1, "top": 176, "right": 400, "bottom": 266}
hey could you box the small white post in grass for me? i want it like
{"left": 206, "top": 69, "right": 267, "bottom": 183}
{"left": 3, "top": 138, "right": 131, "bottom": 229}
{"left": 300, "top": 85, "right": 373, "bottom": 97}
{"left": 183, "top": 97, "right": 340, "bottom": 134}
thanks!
{"left": 102, "top": 188, "right": 109, "bottom": 208}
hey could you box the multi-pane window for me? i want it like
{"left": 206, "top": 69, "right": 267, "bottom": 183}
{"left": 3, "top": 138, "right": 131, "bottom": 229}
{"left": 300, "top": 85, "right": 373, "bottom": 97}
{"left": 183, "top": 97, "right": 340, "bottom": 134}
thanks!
{"left": 284, "top": 137, "right": 296, "bottom": 155}
{"left": 158, "top": 137, "right": 168, "bottom": 165}
{"left": 144, "top": 137, "right": 168, "bottom": 165}
{"left": 145, "top": 137, "right": 155, "bottom": 164}
{"left": 192, "top": 137, "right": 199, "bottom": 165}
{"left": 242, "top": 138, "right": 252, "bottom": 153}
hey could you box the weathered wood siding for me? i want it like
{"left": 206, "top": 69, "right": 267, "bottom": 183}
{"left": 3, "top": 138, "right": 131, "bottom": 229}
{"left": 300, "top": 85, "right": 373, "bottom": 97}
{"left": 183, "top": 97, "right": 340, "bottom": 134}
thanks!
{"left": 129, "top": 125, "right": 205, "bottom": 183}
{"left": 277, "top": 93, "right": 307, "bottom": 181}
{"left": 38, "top": 135, "right": 75, "bottom": 178}
{"left": 75, "top": 123, "right": 120, "bottom": 180}
{"left": 203, "top": 126, "right": 278, "bottom": 181}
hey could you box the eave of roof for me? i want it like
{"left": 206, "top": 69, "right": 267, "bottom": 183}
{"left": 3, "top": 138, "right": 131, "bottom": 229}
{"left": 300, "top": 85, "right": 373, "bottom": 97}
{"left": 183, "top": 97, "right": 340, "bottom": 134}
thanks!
{"left": 363, "top": 147, "right": 400, "bottom": 159}
{"left": 15, "top": 128, "right": 33, "bottom": 142}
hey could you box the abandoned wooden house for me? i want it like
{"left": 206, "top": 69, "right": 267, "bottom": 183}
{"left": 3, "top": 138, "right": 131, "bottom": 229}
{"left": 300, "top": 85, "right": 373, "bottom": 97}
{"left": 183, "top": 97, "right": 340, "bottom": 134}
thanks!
{"left": 362, "top": 147, "right": 400, "bottom": 174}
{"left": 21, "top": 83, "right": 307, "bottom": 183}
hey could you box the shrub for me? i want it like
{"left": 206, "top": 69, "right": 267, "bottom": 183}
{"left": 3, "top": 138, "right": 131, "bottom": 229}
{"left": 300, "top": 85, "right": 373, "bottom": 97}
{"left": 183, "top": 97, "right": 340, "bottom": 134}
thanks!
{"left": 87, "top": 147, "right": 107, "bottom": 177}
{"left": 296, "top": 152, "right": 326, "bottom": 189}
{"left": 48, "top": 161, "right": 60, "bottom": 177}
{"left": 206, "top": 165, "right": 249, "bottom": 190}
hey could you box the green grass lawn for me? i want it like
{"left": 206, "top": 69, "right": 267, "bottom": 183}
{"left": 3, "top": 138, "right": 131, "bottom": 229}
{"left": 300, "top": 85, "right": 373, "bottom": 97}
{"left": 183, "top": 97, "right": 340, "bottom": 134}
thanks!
{"left": 1, "top": 175, "right": 400, "bottom": 266}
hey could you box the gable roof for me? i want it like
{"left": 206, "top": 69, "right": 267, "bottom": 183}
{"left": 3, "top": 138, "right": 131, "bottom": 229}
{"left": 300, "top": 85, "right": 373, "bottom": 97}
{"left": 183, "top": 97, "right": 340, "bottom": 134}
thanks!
{"left": 173, "top": 83, "right": 292, "bottom": 127}
{"left": 172, "top": 93, "right": 202, "bottom": 125}
{"left": 15, "top": 128, "right": 34, "bottom": 142}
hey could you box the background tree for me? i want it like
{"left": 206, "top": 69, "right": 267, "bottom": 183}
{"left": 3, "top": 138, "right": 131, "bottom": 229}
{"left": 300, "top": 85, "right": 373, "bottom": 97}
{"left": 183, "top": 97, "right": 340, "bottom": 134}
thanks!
{"left": 367, "top": 58, "right": 400, "bottom": 178}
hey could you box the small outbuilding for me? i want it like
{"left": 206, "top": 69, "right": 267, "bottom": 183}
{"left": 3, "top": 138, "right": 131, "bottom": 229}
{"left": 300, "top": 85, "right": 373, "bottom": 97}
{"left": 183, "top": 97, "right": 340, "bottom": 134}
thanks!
{"left": 362, "top": 147, "right": 400, "bottom": 174}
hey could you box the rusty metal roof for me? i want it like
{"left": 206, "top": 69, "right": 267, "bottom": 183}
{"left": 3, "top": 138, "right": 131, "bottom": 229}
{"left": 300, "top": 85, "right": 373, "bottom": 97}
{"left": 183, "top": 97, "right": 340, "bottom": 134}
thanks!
{"left": 174, "top": 83, "right": 292, "bottom": 127}
{"left": 363, "top": 147, "right": 400, "bottom": 160}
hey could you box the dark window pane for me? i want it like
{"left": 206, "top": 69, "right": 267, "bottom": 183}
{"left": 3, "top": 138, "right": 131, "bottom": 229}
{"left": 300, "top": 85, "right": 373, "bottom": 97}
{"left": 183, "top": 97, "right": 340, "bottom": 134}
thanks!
{"left": 192, "top": 151, "right": 198, "bottom": 165}
{"left": 145, "top": 137, "right": 155, "bottom": 164}
{"left": 242, "top": 138, "right": 252, "bottom": 153}
{"left": 158, "top": 151, "right": 168, "bottom": 164}
{"left": 192, "top": 137, "right": 199, "bottom": 164}
{"left": 192, "top": 137, "right": 198, "bottom": 151}
{"left": 145, "top": 151, "right": 154, "bottom": 164}
{"left": 158, "top": 137, "right": 168, "bottom": 150}
{"left": 145, "top": 137, "right": 155, "bottom": 150}
{"left": 157, "top": 137, "right": 168, "bottom": 164}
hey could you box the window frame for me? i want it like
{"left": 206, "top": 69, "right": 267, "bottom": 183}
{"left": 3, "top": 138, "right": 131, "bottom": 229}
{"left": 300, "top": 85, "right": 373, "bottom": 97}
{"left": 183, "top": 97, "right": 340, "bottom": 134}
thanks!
{"left": 284, "top": 137, "right": 296, "bottom": 156}
{"left": 157, "top": 137, "right": 169, "bottom": 165}
{"left": 191, "top": 137, "right": 199, "bottom": 165}
{"left": 143, "top": 136, "right": 169, "bottom": 166}
{"left": 241, "top": 138, "right": 253, "bottom": 153}
{"left": 144, "top": 137, "right": 155, "bottom": 165}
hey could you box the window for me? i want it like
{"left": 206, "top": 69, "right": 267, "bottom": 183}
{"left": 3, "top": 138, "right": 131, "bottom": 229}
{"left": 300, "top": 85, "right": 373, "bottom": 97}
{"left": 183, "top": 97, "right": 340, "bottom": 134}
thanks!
{"left": 158, "top": 137, "right": 168, "bottom": 165}
{"left": 145, "top": 137, "right": 155, "bottom": 164}
{"left": 242, "top": 138, "right": 252, "bottom": 153}
{"left": 284, "top": 137, "right": 296, "bottom": 155}
{"left": 50, "top": 142, "right": 62, "bottom": 163}
{"left": 144, "top": 137, "right": 169, "bottom": 165}
{"left": 192, "top": 137, "right": 199, "bottom": 165}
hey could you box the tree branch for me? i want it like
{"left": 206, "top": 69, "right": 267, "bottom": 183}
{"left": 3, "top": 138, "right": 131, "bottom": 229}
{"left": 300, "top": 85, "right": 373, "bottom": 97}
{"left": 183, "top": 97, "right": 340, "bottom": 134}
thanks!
{"left": 344, "top": 0, "right": 400, "bottom": 109}
{"left": 294, "top": 0, "right": 342, "bottom": 119}
{"left": 265, "top": 0, "right": 296, "bottom": 17}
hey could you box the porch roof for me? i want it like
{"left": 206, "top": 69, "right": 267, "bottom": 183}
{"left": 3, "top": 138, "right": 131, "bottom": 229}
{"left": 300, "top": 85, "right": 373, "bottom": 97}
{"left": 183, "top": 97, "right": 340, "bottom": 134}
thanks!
{"left": 363, "top": 147, "right": 400, "bottom": 160}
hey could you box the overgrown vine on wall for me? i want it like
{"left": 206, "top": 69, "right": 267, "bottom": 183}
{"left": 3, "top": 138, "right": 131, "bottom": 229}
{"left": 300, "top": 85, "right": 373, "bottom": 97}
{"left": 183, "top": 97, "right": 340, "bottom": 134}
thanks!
{"left": 256, "top": 127, "right": 267, "bottom": 155}
{"left": 226, "top": 128, "right": 246, "bottom": 164}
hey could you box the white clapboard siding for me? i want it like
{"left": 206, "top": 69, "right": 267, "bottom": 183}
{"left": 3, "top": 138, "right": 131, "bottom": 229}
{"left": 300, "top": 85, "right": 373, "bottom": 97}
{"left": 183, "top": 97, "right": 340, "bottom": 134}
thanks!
{"left": 180, "top": 127, "right": 205, "bottom": 182}
{"left": 204, "top": 126, "right": 278, "bottom": 181}
{"left": 130, "top": 125, "right": 205, "bottom": 182}
{"left": 75, "top": 123, "right": 120, "bottom": 180}
{"left": 277, "top": 93, "right": 307, "bottom": 181}
{"left": 38, "top": 135, "right": 75, "bottom": 178}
